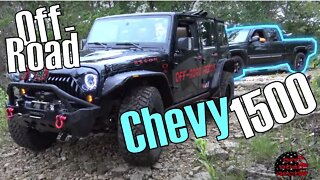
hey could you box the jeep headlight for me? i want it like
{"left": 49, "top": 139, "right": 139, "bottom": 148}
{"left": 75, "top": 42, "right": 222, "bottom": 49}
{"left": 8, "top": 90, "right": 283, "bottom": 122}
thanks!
{"left": 83, "top": 74, "right": 98, "bottom": 91}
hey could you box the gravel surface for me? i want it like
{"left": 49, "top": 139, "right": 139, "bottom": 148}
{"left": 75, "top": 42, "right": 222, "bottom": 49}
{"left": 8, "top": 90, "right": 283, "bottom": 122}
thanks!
{"left": 0, "top": 70, "right": 318, "bottom": 180}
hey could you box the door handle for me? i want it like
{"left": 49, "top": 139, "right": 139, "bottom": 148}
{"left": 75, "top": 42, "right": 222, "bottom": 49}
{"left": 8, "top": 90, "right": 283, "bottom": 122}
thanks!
{"left": 194, "top": 55, "right": 204, "bottom": 61}
{"left": 212, "top": 53, "right": 218, "bottom": 57}
{"left": 194, "top": 55, "right": 206, "bottom": 64}
{"left": 173, "top": 52, "right": 183, "bottom": 66}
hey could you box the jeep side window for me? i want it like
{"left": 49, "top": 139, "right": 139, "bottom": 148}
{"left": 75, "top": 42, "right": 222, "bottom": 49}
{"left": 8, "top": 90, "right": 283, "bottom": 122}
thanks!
{"left": 217, "top": 23, "right": 228, "bottom": 46}
{"left": 176, "top": 20, "right": 199, "bottom": 50}
{"left": 176, "top": 26, "right": 189, "bottom": 39}
{"left": 199, "top": 21, "right": 215, "bottom": 47}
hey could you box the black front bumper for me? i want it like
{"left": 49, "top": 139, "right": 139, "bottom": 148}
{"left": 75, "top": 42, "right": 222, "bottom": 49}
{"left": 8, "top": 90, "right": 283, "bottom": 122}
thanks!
{"left": 6, "top": 82, "right": 101, "bottom": 137}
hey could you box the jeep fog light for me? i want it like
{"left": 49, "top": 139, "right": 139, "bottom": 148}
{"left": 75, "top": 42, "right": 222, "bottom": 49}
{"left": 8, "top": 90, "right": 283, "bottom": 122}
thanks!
{"left": 20, "top": 88, "right": 26, "bottom": 95}
{"left": 86, "top": 94, "right": 93, "bottom": 103}
{"left": 84, "top": 74, "right": 98, "bottom": 91}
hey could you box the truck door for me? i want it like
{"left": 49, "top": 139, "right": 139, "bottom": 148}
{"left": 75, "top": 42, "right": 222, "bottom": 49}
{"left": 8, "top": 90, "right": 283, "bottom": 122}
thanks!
{"left": 265, "top": 28, "right": 284, "bottom": 64}
{"left": 172, "top": 18, "right": 202, "bottom": 102}
{"left": 197, "top": 20, "right": 219, "bottom": 94}
{"left": 247, "top": 29, "right": 272, "bottom": 65}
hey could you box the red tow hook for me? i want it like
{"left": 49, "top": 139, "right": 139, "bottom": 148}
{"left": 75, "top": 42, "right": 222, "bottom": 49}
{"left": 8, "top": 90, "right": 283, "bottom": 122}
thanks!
{"left": 55, "top": 115, "right": 67, "bottom": 129}
{"left": 6, "top": 107, "right": 14, "bottom": 119}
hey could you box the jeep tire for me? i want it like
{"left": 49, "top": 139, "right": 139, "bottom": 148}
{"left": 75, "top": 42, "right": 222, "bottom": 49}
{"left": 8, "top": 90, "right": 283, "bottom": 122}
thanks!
{"left": 118, "top": 86, "right": 163, "bottom": 166}
{"left": 292, "top": 52, "right": 306, "bottom": 72}
{"left": 8, "top": 118, "right": 58, "bottom": 151}
{"left": 211, "top": 71, "right": 234, "bottom": 110}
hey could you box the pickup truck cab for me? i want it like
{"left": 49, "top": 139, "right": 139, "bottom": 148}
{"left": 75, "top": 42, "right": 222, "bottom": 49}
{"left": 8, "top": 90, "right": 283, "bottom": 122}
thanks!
{"left": 227, "top": 25, "right": 316, "bottom": 76}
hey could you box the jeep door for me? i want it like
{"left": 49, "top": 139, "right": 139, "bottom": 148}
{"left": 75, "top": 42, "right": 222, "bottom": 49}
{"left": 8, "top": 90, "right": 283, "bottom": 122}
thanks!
{"left": 247, "top": 29, "right": 272, "bottom": 65}
{"left": 172, "top": 18, "right": 202, "bottom": 102}
{"left": 197, "top": 20, "right": 221, "bottom": 94}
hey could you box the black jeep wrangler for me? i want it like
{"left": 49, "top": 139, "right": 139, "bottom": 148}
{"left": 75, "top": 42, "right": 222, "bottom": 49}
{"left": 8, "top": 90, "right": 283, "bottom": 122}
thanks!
{"left": 6, "top": 11, "right": 235, "bottom": 166}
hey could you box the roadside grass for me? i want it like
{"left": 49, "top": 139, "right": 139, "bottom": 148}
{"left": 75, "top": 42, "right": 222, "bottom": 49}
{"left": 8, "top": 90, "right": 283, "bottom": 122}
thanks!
{"left": 310, "top": 55, "right": 320, "bottom": 69}
{"left": 0, "top": 88, "right": 8, "bottom": 146}
{"left": 248, "top": 134, "right": 278, "bottom": 163}
{"left": 195, "top": 117, "right": 319, "bottom": 179}
{"left": 0, "top": 88, "right": 7, "bottom": 131}
{"left": 311, "top": 75, "right": 320, "bottom": 103}
{"left": 194, "top": 138, "right": 218, "bottom": 179}
{"left": 194, "top": 72, "right": 320, "bottom": 179}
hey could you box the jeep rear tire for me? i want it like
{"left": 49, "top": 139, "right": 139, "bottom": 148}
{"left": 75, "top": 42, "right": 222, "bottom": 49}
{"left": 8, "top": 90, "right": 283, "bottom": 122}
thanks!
{"left": 8, "top": 119, "right": 58, "bottom": 151}
{"left": 118, "top": 86, "right": 163, "bottom": 166}
{"left": 211, "top": 71, "right": 234, "bottom": 110}
{"left": 292, "top": 52, "right": 306, "bottom": 72}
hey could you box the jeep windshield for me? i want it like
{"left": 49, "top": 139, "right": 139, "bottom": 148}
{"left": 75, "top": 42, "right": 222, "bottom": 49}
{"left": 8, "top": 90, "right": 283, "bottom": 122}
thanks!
{"left": 227, "top": 29, "right": 250, "bottom": 43}
{"left": 85, "top": 15, "right": 171, "bottom": 49}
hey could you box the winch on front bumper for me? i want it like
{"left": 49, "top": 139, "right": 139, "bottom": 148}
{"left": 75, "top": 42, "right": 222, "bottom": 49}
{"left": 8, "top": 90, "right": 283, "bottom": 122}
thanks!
{"left": 6, "top": 82, "right": 101, "bottom": 137}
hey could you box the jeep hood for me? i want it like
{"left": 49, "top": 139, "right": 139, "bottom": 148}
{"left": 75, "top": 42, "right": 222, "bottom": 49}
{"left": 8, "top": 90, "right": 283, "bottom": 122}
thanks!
{"left": 80, "top": 49, "right": 163, "bottom": 64}
{"left": 49, "top": 49, "right": 166, "bottom": 76}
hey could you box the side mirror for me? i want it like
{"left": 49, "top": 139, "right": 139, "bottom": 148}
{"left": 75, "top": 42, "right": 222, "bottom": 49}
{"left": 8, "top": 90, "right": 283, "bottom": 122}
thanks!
{"left": 177, "top": 37, "right": 194, "bottom": 51}
{"left": 80, "top": 39, "right": 87, "bottom": 50}
{"left": 250, "top": 36, "right": 259, "bottom": 42}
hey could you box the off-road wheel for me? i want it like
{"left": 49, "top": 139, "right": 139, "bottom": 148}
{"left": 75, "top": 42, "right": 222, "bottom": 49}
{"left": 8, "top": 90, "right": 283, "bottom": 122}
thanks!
{"left": 118, "top": 86, "right": 163, "bottom": 166}
{"left": 232, "top": 56, "right": 245, "bottom": 77}
{"left": 210, "top": 71, "right": 234, "bottom": 111}
{"left": 8, "top": 118, "right": 58, "bottom": 151}
{"left": 292, "top": 52, "right": 306, "bottom": 72}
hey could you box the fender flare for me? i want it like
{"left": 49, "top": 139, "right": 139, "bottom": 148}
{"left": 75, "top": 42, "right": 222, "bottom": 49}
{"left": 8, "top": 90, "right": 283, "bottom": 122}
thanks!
{"left": 210, "top": 58, "right": 235, "bottom": 96}
{"left": 101, "top": 70, "right": 173, "bottom": 108}
{"left": 294, "top": 46, "right": 308, "bottom": 54}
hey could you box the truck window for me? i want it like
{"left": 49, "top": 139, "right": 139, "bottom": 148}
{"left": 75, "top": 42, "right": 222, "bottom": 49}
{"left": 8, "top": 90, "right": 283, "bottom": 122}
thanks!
{"left": 217, "top": 23, "right": 228, "bottom": 46}
{"left": 198, "top": 21, "right": 215, "bottom": 48}
{"left": 227, "top": 29, "right": 250, "bottom": 43}
{"left": 251, "top": 29, "right": 266, "bottom": 40}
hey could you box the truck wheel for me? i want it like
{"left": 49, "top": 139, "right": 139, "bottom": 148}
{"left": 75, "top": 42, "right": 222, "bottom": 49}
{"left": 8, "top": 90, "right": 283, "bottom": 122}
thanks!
{"left": 118, "top": 86, "right": 163, "bottom": 166}
{"left": 232, "top": 56, "right": 244, "bottom": 77}
{"left": 292, "top": 52, "right": 306, "bottom": 72}
{"left": 8, "top": 119, "right": 58, "bottom": 151}
{"left": 211, "top": 71, "right": 234, "bottom": 111}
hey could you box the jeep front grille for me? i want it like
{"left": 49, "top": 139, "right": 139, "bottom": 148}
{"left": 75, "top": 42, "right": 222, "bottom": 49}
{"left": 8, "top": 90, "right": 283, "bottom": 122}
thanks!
{"left": 47, "top": 74, "right": 82, "bottom": 98}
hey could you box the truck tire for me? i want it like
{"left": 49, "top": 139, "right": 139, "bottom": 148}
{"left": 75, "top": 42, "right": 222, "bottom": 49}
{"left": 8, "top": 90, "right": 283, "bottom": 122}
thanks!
{"left": 292, "top": 52, "right": 306, "bottom": 72}
{"left": 118, "top": 86, "right": 163, "bottom": 166}
{"left": 232, "top": 56, "right": 244, "bottom": 77}
{"left": 8, "top": 119, "right": 58, "bottom": 151}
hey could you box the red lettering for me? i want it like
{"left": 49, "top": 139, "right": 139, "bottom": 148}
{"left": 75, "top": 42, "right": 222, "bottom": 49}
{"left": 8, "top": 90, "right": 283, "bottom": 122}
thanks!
{"left": 176, "top": 72, "right": 181, "bottom": 83}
